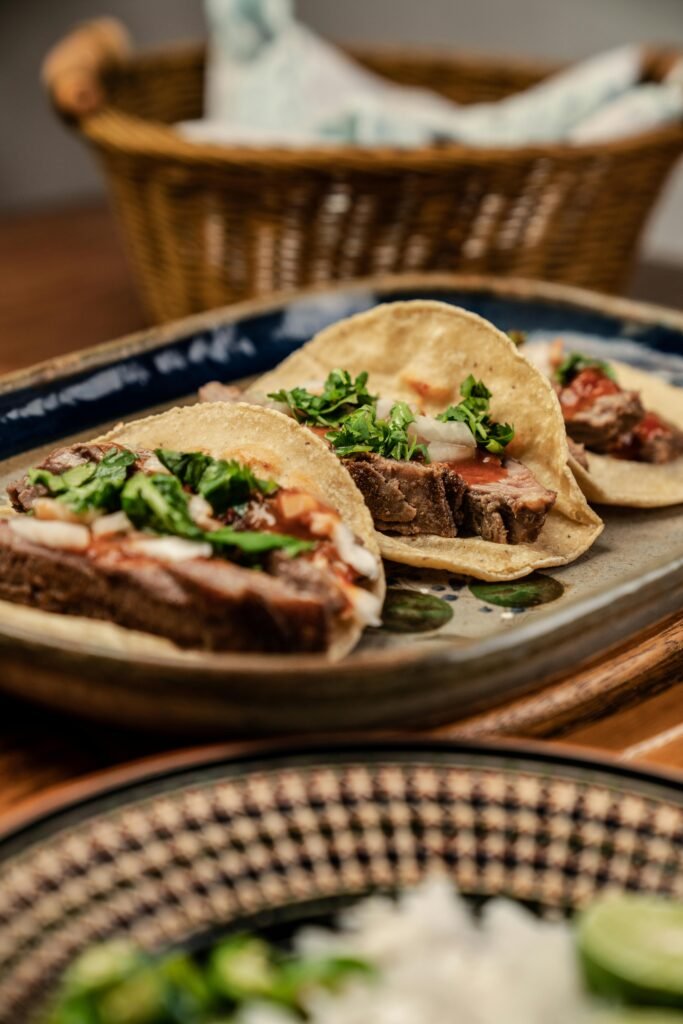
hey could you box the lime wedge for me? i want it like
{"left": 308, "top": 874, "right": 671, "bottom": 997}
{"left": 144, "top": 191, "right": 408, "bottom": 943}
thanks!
{"left": 578, "top": 894, "right": 683, "bottom": 1009}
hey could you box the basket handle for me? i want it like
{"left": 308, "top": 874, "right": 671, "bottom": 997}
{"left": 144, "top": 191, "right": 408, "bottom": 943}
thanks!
{"left": 42, "top": 18, "right": 132, "bottom": 119}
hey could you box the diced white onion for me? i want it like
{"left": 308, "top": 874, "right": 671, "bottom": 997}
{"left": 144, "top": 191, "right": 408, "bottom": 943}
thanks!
{"left": 376, "top": 397, "right": 397, "bottom": 420}
{"left": 189, "top": 494, "right": 218, "bottom": 530}
{"left": 427, "top": 441, "right": 475, "bottom": 464}
{"left": 414, "top": 416, "right": 475, "bottom": 447}
{"left": 308, "top": 510, "right": 337, "bottom": 538}
{"left": 128, "top": 537, "right": 213, "bottom": 563}
{"left": 91, "top": 511, "right": 133, "bottom": 537}
{"left": 245, "top": 504, "right": 276, "bottom": 529}
{"left": 343, "top": 583, "right": 383, "bottom": 628}
{"left": 246, "top": 391, "right": 295, "bottom": 418}
{"left": 32, "top": 497, "right": 88, "bottom": 524}
{"left": 136, "top": 452, "right": 168, "bottom": 475}
{"left": 9, "top": 518, "right": 91, "bottom": 551}
{"left": 332, "top": 522, "right": 380, "bottom": 581}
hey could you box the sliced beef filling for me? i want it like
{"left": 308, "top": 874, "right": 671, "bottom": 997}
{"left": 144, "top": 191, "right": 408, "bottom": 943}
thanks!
{"left": 605, "top": 411, "right": 683, "bottom": 465}
{"left": 557, "top": 368, "right": 644, "bottom": 451}
{"left": 556, "top": 366, "right": 683, "bottom": 463}
{"left": 7, "top": 442, "right": 158, "bottom": 513}
{"left": 0, "top": 522, "right": 340, "bottom": 653}
{"left": 196, "top": 381, "right": 556, "bottom": 544}
{"left": 344, "top": 454, "right": 466, "bottom": 537}
{"left": 458, "top": 458, "right": 557, "bottom": 545}
{"left": 345, "top": 452, "right": 555, "bottom": 545}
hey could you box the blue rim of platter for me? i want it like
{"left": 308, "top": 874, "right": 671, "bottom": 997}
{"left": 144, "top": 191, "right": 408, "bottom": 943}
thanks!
{"left": 2, "top": 273, "right": 683, "bottom": 461}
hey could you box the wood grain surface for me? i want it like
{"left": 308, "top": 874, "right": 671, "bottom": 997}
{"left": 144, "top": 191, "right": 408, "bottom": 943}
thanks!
{"left": 0, "top": 202, "right": 681, "bottom": 819}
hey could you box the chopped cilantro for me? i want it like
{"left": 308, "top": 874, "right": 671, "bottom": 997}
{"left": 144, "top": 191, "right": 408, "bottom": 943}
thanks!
{"left": 122, "top": 473, "right": 203, "bottom": 540}
{"left": 554, "top": 352, "right": 617, "bottom": 387}
{"left": 121, "top": 472, "right": 313, "bottom": 564}
{"left": 507, "top": 330, "right": 527, "bottom": 347}
{"left": 156, "top": 449, "right": 278, "bottom": 514}
{"left": 330, "top": 402, "right": 428, "bottom": 462}
{"left": 29, "top": 449, "right": 137, "bottom": 514}
{"left": 268, "top": 369, "right": 376, "bottom": 426}
{"left": 437, "top": 375, "right": 515, "bottom": 455}
{"left": 207, "top": 527, "right": 314, "bottom": 559}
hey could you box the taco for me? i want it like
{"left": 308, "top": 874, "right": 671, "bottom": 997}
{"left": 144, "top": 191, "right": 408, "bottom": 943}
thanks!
{"left": 1, "top": 404, "right": 384, "bottom": 658}
{"left": 540, "top": 342, "right": 683, "bottom": 508}
{"left": 200, "top": 301, "right": 602, "bottom": 581}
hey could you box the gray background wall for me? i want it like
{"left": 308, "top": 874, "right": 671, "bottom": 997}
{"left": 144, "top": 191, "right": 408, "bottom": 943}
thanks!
{"left": 2, "top": 0, "right": 682, "bottom": 261}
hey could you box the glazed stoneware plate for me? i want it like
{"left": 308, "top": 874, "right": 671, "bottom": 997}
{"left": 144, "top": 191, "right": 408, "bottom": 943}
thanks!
{"left": 0, "top": 275, "right": 682, "bottom": 734}
{"left": 0, "top": 740, "right": 680, "bottom": 1022}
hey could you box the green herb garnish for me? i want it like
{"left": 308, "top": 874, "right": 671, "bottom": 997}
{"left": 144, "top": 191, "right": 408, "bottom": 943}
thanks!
{"left": 122, "top": 472, "right": 203, "bottom": 540}
{"left": 268, "top": 369, "right": 376, "bottom": 426}
{"left": 330, "top": 402, "right": 428, "bottom": 462}
{"left": 29, "top": 449, "right": 137, "bottom": 514}
{"left": 437, "top": 375, "right": 514, "bottom": 455}
{"left": 208, "top": 527, "right": 314, "bottom": 559}
{"left": 45, "top": 937, "right": 374, "bottom": 1023}
{"left": 156, "top": 449, "right": 278, "bottom": 514}
{"left": 121, "top": 472, "right": 311, "bottom": 563}
{"left": 554, "top": 352, "right": 617, "bottom": 387}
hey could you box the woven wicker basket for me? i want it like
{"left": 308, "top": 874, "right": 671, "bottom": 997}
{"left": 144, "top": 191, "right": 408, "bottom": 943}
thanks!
{"left": 44, "top": 20, "right": 683, "bottom": 323}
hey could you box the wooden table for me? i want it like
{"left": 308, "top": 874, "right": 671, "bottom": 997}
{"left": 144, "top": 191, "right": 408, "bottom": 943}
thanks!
{"left": 0, "top": 201, "right": 681, "bottom": 819}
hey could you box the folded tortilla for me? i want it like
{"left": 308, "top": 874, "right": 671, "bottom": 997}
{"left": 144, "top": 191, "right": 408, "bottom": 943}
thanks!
{"left": 254, "top": 301, "right": 603, "bottom": 581}
{"left": 566, "top": 361, "right": 683, "bottom": 508}
{"left": 1, "top": 404, "right": 384, "bottom": 660}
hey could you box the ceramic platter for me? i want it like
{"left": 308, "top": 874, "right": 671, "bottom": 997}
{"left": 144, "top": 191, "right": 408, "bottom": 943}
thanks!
{"left": 0, "top": 275, "right": 681, "bottom": 733}
{"left": 0, "top": 739, "right": 680, "bottom": 1022}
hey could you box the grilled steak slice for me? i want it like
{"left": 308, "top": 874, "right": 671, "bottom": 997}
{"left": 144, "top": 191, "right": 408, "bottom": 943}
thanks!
{"left": 345, "top": 452, "right": 554, "bottom": 544}
{"left": 605, "top": 411, "right": 683, "bottom": 464}
{"left": 556, "top": 369, "right": 644, "bottom": 451}
{"left": 0, "top": 522, "right": 341, "bottom": 653}
{"left": 196, "top": 381, "right": 556, "bottom": 544}
{"left": 344, "top": 453, "right": 466, "bottom": 537}
{"left": 199, "top": 382, "right": 243, "bottom": 404}
{"left": 461, "top": 459, "right": 557, "bottom": 545}
{"left": 7, "top": 443, "right": 159, "bottom": 513}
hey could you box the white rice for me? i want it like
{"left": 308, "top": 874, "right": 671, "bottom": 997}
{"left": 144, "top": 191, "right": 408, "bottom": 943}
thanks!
{"left": 237, "top": 876, "right": 596, "bottom": 1024}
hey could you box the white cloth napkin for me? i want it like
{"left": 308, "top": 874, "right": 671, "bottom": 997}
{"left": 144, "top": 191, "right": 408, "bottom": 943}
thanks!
{"left": 177, "top": 0, "right": 683, "bottom": 148}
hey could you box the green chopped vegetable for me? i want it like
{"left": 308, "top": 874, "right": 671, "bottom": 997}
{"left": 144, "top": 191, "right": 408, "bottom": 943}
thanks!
{"left": 122, "top": 473, "right": 204, "bottom": 541}
{"left": 268, "top": 369, "right": 376, "bottom": 426}
{"left": 275, "top": 955, "right": 376, "bottom": 1004}
{"left": 593, "top": 1013, "right": 683, "bottom": 1023}
{"left": 61, "top": 941, "right": 146, "bottom": 998}
{"left": 507, "top": 330, "right": 527, "bottom": 347}
{"left": 209, "top": 936, "right": 278, "bottom": 1002}
{"left": 156, "top": 450, "right": 278, "bottom": 513}
{"left": 331, "top": 402, "right": 428, "bottom": 462}
{"left": 577, "top": 894, "right": 683, "bottom": 1009}
{"left": 44, "top": 934, "right": 375, "bottom": 1024}
{"left": 96, "top": 967, "right": 167, "bottom": 1024}
{"left": 437, "top": 375, "right": 514, "bottom": 454}
{"left": 29, "top": 449, "right": 137, "bottom": 514}
{"left": 121, "top": 474, "right": 312, "bottom": 563}
{"left": 555, "top": 352, "right": 617, "bottom": 387}
{"left": 207, "top": 527, "right": 315, "bottom": 559}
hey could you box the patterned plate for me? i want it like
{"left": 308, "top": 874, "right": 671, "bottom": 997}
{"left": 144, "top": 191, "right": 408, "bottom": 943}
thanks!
{"left": 0, "top": 740, "right": 680, "bottom": 1022}
{"left": 0, "top": 275, "right": 682, "bottom": 733}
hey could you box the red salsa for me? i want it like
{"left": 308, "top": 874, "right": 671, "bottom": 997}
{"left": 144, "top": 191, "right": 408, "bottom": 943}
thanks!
{"left": 448, "top": 451, "right": 508, "bottom": 485}
{"left": 559, "top": 368, "right": 621, "bottom": 419}
{"left": 608, "top": 411, "right": 674, "bottom": 460}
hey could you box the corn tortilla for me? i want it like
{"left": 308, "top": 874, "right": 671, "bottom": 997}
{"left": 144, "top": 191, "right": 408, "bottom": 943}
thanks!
{"left": 255, "top": 301, "right": 603, "bottom": 581}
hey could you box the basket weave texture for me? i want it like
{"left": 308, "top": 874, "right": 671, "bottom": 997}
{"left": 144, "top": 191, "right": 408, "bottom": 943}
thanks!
{"left": 70, "top": 45, "right": 683, "bottom": 322}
